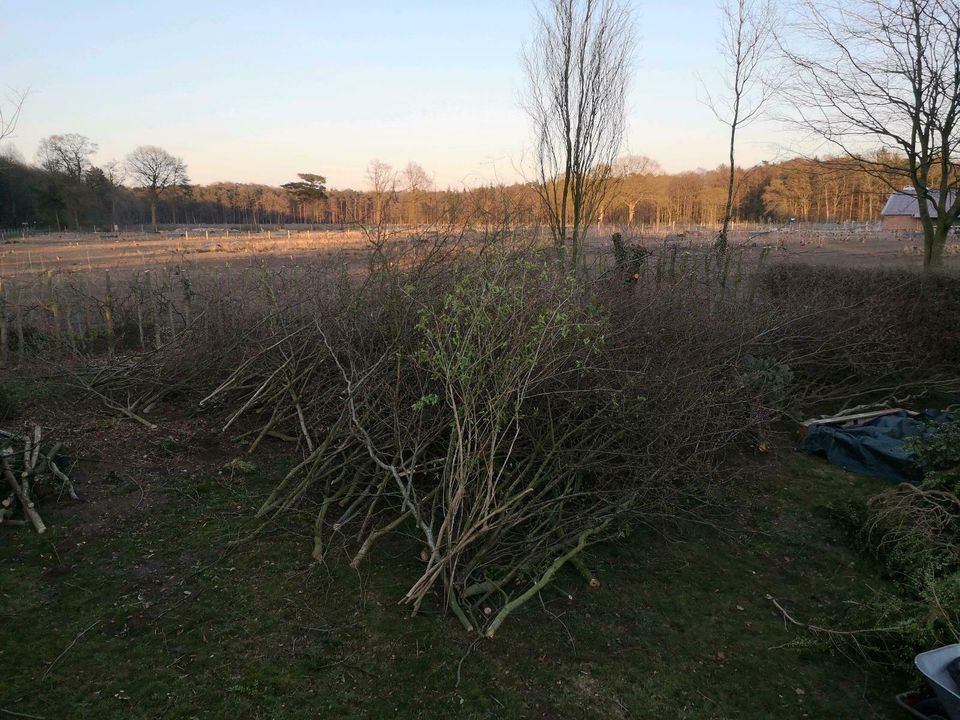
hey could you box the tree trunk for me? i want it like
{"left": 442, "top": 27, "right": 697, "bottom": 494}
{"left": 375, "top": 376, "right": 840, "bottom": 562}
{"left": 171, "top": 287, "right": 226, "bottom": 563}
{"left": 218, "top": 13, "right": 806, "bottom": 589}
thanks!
{"left": 150, "top": 200, "right": 158, "bottom": 230}
{"left": 717, "top": 120, "right": 738, "bottom": 255}
{"left": 923, "top": 225, "right": 947, "bottom": 270}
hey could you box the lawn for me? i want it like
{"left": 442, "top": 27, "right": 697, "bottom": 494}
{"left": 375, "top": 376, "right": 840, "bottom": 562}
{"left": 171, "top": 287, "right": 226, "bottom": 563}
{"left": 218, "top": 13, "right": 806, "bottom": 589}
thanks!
{"left": 0, "top": 409, "right": 914, "bottom": 719}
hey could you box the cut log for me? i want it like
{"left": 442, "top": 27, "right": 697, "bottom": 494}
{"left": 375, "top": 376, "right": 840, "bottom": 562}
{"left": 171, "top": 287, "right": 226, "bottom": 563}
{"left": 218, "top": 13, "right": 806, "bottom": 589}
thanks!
{"left": 2, "top": 457, "right": 46, "bottom": 534}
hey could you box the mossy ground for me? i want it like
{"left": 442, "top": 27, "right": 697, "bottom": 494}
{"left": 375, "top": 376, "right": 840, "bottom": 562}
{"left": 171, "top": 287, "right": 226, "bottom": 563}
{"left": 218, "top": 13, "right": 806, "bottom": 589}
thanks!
{"left": 0, "top": 424, "right": 913, "bottom": 719}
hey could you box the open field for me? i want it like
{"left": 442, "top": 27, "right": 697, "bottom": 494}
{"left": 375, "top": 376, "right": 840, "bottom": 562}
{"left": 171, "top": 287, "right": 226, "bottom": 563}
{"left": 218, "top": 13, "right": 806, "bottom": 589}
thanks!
{"left": 0, "top": 225, "right": 955, "bottom": 366}
{"left": 0, "top": 224, "right": 958, "bottom": 279}
{"left": 0, "top": 229, "right": 370, "bottom": 278}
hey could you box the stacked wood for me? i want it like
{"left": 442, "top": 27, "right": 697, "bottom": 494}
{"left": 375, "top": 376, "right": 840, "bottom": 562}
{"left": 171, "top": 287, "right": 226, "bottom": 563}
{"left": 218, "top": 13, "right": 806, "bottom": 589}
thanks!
{"left": 0, "top": 426, "right": 77, "bottom": 533}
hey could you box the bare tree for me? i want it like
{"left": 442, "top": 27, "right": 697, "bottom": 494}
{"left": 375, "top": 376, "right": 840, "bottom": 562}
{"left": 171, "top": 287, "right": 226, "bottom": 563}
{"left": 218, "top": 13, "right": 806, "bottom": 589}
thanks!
{"left": 37, "top": 134, "right": 98, "bottom": 230}
{"left": 614, "top": 154, "right": 660, "bottom": 177}
{"left": 523, "top": 0, "right": 635, "bottom": 266}
{"left": 402, "top": 162, "right": 431, "bottom": 193}
{"left": 126, "top": 145, "right": 189, "bottom": 229}
{"left": 704, "top": 0, "right": 777, "bottom": 254}
{"left": 402, "top": 161, "right": 433, "bottom": 224}
{"left": 0, "top": 90, "right": 27, "bottom": 145}
{"left": 366, "top": 160, "right": 397, "bottom": 226}
{"left": 612, "top": 155, "right": 663, "bottom": 225}
{"left": 37, "top": 134, "right": 97, "bottom": 180}
{"left": 360, "top": 160, "right": 399, "bottom": 269}
{"left": 781, "top": 0, "right": 960, "bottom": 269}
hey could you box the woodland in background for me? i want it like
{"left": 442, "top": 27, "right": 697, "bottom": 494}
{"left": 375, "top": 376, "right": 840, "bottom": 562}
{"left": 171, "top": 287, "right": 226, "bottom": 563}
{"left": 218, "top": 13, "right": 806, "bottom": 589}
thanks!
{"left": 0, "top": 150, "right": 904, "bottom": 232}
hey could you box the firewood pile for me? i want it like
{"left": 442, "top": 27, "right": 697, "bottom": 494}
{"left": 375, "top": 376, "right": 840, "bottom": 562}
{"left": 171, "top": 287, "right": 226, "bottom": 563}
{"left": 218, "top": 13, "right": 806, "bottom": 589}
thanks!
{"left": 0, "top": 426, "right": 77, "bottom": 533}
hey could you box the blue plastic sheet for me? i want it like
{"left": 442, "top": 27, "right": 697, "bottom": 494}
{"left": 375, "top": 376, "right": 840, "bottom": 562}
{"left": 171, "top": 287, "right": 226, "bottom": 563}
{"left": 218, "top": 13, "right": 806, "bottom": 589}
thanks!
{"left": 798, "top": 410, "right": 955, "bottom": 483}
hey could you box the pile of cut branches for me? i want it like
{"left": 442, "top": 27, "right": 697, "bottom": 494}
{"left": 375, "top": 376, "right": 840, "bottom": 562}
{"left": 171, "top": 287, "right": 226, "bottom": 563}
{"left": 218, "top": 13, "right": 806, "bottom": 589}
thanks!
{"left": 202, "top": 250, "right": 774, "bottom": 636}
{"left": 0, "top": 425, "right": 77, "bottom": 533}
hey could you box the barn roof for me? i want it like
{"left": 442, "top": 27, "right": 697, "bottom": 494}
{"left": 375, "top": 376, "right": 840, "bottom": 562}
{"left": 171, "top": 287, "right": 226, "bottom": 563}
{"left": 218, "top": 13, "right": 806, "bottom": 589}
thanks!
{"left": 882, "top": 188, "right": 957, "bottom": 218}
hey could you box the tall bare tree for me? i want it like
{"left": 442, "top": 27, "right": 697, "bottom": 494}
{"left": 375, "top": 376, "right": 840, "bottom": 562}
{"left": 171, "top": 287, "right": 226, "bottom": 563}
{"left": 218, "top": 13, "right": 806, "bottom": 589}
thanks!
{"left": 704, "top": 0, "right": 777, "bottom": 254}
{"left": 366, "top": 160, "right": 397, "bottom": 227}
{"left": 360, "top": 160, "right": 399, "bottom": 270}
{"left": 126, "top": 145, "right": 189, "bottom": 229}
{"left": 781, "top": 0, "right": 960, "bottom": 269}
{"left": 523, "top": 0, "right": 635, "bottom": 265}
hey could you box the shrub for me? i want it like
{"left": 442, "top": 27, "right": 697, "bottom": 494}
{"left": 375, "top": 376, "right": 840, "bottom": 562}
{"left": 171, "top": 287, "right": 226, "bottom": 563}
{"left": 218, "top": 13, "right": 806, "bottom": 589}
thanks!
{"left": 855, "top": 420, "right": 960, "bottom": 658}
{"left": 906, "top": 420, "right": 960, "bottom": 491}
{"left": 759, "top": 264, "right": 960, "bottom": 367}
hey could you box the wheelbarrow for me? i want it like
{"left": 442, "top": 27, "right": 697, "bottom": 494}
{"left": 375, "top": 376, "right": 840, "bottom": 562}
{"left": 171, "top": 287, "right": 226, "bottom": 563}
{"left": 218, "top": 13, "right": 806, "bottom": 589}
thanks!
{"left": 896, "top": 644, "right": 960, "bottom": 719}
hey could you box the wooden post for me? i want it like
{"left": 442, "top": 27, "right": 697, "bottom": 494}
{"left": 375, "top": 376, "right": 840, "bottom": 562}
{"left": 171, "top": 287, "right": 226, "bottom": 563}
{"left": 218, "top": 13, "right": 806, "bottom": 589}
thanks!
{"left": 133, "top": 272, "right": 146, "bottom": 351}
{"left": 14, "top": 280, "right": 24, "bottom": 363}
{"left": 103, "top": 270, "right": 115, "bottom": 355}
{"left": 46, "top": 271, "right": 61, "bottom": 339}
{"left": 143, "top": 272, "right": 161, "bottom": 349}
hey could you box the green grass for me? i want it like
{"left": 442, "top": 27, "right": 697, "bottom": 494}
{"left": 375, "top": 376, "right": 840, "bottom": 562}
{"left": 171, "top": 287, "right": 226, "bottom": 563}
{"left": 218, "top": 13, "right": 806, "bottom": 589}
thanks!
{"left": 0, "top": 379, "right": 64, "bottom": 422}
{"left": 0, "top": 442, "right": 913, "bottom": 719}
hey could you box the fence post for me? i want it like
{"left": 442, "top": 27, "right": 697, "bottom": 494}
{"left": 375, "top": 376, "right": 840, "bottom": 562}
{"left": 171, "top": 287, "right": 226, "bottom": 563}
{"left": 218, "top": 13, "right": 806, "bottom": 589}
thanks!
{"left": 133, "top": 272, "right": 146, "bottom": 352}
{"left": 14, "top": 280, "right": 24, "bottom": 363}
{"left": 46, "top": 271, "right": 61, "bottom": 339}
{"left": 104, "top": 270, "right": 115, "bottom": 355}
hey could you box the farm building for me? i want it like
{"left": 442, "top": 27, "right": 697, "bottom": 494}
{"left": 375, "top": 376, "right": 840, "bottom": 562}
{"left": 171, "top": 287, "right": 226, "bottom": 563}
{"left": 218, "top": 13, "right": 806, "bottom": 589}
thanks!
{"left": 881, "top": 187, "right": 958, "bottom": 231}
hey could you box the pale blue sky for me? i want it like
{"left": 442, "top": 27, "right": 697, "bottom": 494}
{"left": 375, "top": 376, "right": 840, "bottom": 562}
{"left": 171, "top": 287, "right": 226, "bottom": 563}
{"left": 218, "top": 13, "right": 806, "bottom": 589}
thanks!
{"left": 0, "top": 0, "right": 786, "bottom": 189}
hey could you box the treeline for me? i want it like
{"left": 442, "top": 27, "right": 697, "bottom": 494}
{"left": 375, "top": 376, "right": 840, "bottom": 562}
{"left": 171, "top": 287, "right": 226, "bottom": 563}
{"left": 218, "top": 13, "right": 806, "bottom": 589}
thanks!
{"left": 0, "top": 146, "right": 900, "bottom": 231}
{"left": 606, "top": 157, "right": 897, "bottom": 226}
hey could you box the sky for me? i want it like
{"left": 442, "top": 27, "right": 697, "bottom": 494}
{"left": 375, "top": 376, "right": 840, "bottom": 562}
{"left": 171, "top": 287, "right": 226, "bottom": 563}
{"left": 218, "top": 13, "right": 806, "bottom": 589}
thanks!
{"left": 0, "top": 0, "right": 791, "bottom": 190}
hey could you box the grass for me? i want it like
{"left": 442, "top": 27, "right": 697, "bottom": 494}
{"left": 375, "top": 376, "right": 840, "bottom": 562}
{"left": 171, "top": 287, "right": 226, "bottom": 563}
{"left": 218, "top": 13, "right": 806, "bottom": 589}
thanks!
{"left": 0, "top": 432, "right": 914, "bottom": 719}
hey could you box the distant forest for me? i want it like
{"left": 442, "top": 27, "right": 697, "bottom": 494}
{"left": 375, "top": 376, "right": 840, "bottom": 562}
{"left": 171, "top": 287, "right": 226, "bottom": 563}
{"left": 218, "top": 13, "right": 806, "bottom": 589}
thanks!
{"left": 0, "top": 148, "right": 902, "bottom": 231}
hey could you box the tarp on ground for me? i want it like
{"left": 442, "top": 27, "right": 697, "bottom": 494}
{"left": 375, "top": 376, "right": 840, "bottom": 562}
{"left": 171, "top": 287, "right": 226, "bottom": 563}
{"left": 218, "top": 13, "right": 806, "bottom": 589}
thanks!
{"left": 799, "top": 410, "right": 956, "bottom": 483}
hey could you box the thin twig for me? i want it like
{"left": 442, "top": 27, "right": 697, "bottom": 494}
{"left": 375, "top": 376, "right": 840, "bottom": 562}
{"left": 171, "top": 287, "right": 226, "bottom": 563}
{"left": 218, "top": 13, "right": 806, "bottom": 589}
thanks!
{"left": 41, "top": 619, "right": 101, "bottom": 681}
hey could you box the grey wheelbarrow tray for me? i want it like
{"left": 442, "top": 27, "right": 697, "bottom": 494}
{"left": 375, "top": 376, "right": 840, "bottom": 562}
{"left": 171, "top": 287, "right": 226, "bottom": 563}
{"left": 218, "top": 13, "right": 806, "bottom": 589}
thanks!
{"left": 915, "top": 644, "right": 960, "bottom": 720}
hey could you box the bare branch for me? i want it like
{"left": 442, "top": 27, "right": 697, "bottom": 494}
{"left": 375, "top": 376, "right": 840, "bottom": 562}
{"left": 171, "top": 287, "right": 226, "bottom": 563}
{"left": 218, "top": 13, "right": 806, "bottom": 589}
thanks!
{"left": 0, "top": 89, "right": 27, "bottom": 145}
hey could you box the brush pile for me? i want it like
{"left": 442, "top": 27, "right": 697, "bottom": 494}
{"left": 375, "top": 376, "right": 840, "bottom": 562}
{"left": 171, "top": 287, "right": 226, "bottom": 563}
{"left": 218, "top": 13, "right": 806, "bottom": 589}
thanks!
{"left": 200, "top": 249, "right": 782, "bottom": 636}
{"left": 0, "top": 425, "right": 77, "bottom": 533}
